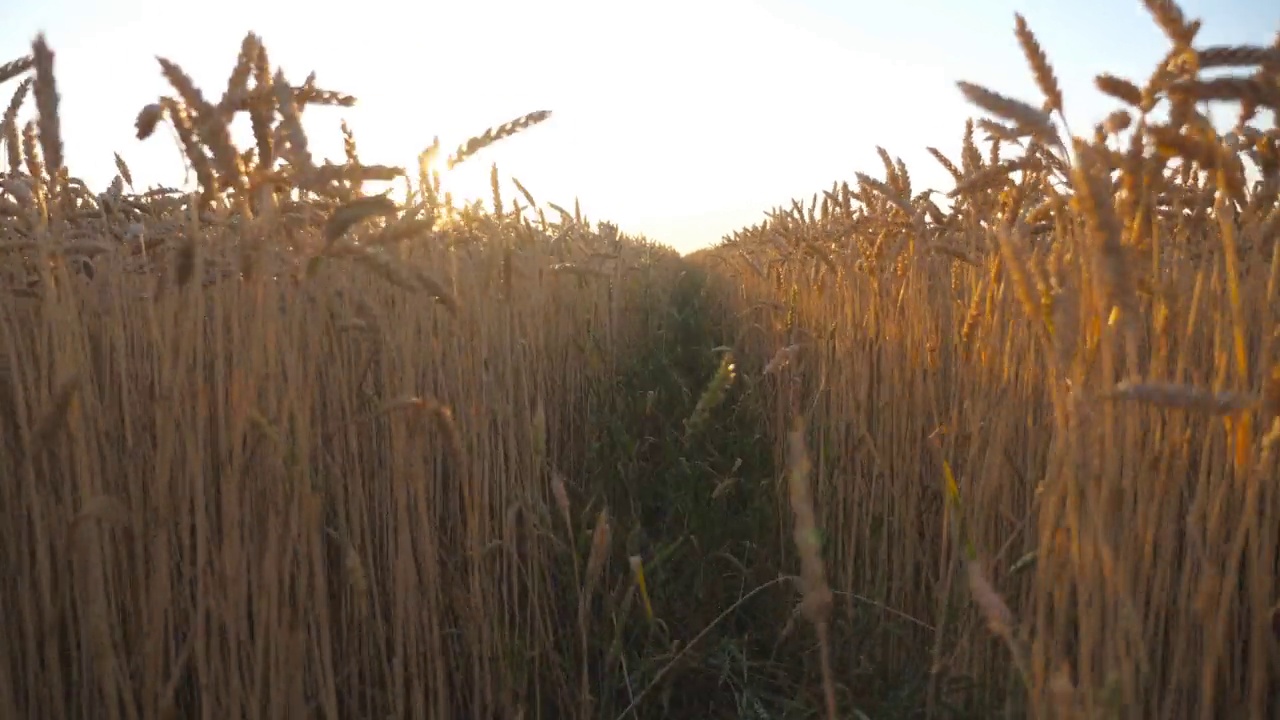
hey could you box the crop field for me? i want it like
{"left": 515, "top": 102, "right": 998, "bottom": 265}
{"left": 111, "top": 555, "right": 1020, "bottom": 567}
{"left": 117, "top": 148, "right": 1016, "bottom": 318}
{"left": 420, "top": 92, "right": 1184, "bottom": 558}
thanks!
{"left": 2, "top": 1, "right": 1279, "bottom": 718}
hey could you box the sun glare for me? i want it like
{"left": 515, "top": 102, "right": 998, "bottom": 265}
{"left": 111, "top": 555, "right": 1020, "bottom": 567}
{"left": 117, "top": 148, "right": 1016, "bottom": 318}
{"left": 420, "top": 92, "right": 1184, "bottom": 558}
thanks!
{"left": 403, "top": 131, "right": 537, "bottom": 213}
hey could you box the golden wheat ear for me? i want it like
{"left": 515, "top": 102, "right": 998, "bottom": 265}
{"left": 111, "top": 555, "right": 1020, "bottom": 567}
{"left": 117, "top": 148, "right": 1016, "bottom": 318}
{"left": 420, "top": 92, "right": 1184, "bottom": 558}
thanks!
{"left": 446, "top": 110, "right": 552, "bottom": 169}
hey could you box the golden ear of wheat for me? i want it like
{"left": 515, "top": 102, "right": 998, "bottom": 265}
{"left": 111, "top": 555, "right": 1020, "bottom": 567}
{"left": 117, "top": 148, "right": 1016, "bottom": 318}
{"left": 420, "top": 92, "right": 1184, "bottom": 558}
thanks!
{"left": 0, "top": 56, "right": 33, "bottom": 85}
{"left": 3, "top": 78, "right": 32, "bottom": 175}
{"left": 1013, "top": 13, "right": 1064, "bottom": 115}
{"left": 31, "top": 35, "right": 63, "bottom": 180}
{"left": 324, "top": 195, "right": 398, "bottom": 243}
{"left": 446, "top": 110, "right": 552, "bottom": 169}
{"left": 956, "top": 81, "right": 1062, "bottom": 147}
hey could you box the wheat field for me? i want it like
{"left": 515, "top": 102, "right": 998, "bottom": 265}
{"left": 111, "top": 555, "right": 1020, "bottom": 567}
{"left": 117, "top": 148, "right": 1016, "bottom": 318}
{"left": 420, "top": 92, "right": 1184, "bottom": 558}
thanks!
{"left": 2, "top": 2, "right": 1279, "bottom": 718}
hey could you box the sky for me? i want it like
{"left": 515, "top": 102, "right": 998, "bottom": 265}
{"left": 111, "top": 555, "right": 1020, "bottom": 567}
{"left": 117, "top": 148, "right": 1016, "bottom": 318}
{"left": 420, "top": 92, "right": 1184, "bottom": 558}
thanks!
{"left": 1, "top": 0, "right": 1276, "bottom": 254}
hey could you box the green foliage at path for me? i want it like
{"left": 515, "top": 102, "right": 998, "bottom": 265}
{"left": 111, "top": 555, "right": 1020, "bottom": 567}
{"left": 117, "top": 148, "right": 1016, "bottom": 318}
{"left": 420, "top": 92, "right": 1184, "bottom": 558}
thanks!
{"left": 546, "top": 265, "right": 992, "bottom": 719}
{"left": 565, "top": 264, "right": 802, "bottom": 718}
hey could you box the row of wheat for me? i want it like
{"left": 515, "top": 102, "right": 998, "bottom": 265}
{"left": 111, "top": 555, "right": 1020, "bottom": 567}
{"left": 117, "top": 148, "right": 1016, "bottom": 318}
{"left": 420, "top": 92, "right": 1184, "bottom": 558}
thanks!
{"left": 0, "top": 31, "right": 701, "bottom": 720}
{"left": 692, "top": 2, "right": 1280, "bottom": 718}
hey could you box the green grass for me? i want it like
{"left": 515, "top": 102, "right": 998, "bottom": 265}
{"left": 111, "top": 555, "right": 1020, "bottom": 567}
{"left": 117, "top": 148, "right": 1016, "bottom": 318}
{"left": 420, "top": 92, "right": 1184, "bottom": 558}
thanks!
{"left": 547, "top": 263, "right": 1003, "bottom": 719}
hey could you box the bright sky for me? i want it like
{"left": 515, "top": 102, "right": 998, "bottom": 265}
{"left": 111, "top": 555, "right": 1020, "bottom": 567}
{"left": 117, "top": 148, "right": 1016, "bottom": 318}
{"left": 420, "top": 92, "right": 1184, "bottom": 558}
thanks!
{"left": 2, "top": 0, "right": 1277, "bottom": 253}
